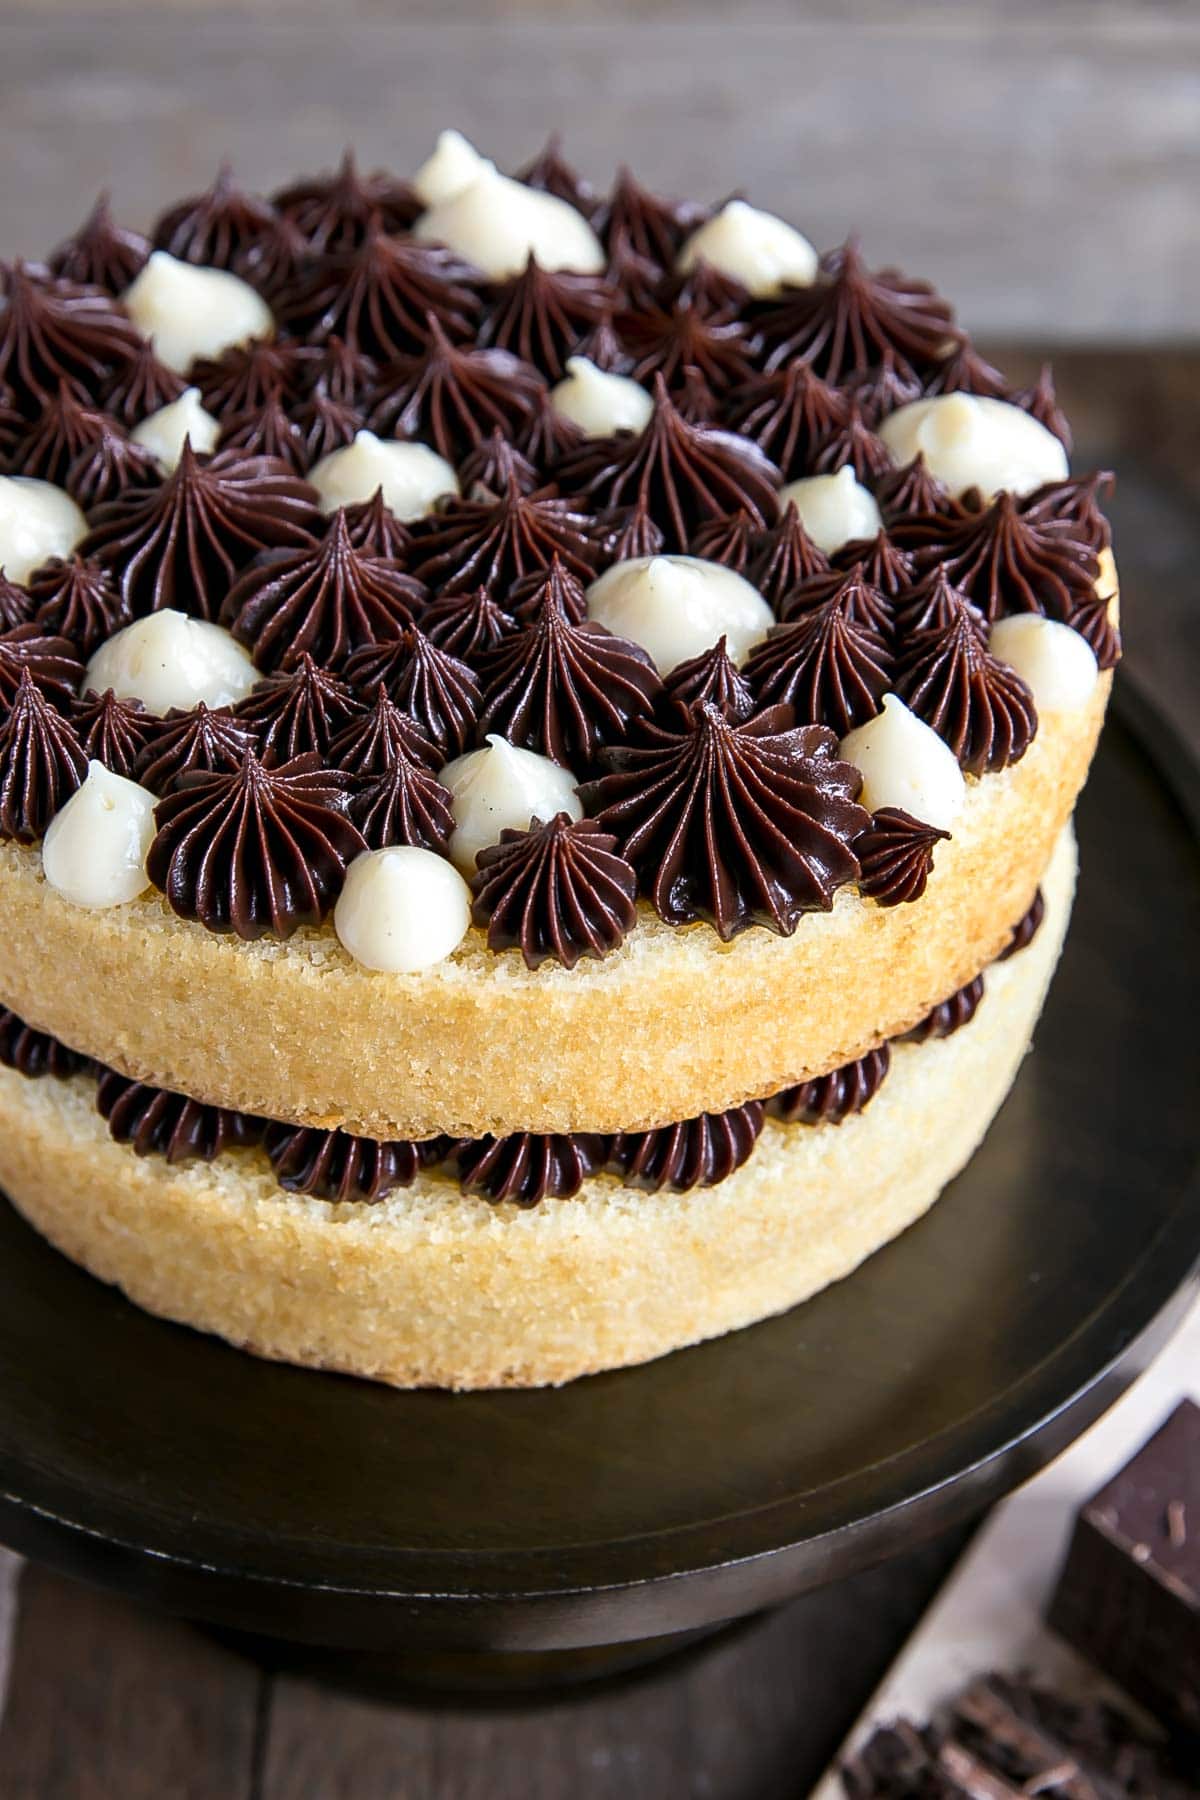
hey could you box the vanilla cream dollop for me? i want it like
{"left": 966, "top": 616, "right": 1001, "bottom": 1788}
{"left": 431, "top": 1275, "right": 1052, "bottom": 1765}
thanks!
{"left": 989, "top": 615, "right": 1098, "bottom": 710}
{"left": 308, "top": 430, "right": 458, "bottom": 521}
{"left": 413, "top": 129, "right": 492, "bottom": 207}
{"left": 550, "top": 357, "right": 653, "bottom": 439}
{"left": 839, "top": 695, "right": 965, "bottom": 833}
{"left": 439, "top": 736, "right": 583, "bottom": 873}
{"left": 0, "top": 475, "right": 86, "bottom": 584}
{"left": 334, "top": 845, "right": 472, "bottom": 974}
{"left": 778, "top": 468, "right": 884, "bottom": 555}
{"left": 123, "top": 251, "right": 274, "bottom": 374}
{"left": 415, "top": 164, "right": 606, "bottom": 279}
{"left": 84, "top": 611, "right": 258, "bottom": 714}
{"left": 130, "top": 387, "right": 220, "bottom": 470}
{"left": 585, "top": 555, "right": 772, "bottom": 676}
{"left": 678, "top": 199, "right": 817, "bottom": 297}
{"left": 878, "top": 395, "right": 1068, "bottom": 499}
{"left": 42, "top": 761, "right": 157, "bottom": 909}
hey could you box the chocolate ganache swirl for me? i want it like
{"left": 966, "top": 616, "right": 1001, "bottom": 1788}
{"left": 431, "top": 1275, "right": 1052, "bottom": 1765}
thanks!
{"left": 581, "top": 703, "right": 868, "bottom": 939}
{"left": 0, "top": 145, "right": 1114, "bottom": 960}
{"left": 470, "top": 814, "right": 638, "bottom": 969}
{"left": 147, "top": 752, "right": 365, "bottom": 938}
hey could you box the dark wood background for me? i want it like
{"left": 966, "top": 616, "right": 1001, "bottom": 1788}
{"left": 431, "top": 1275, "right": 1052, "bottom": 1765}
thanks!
{"left": 0, "top": 7, "right": 1198, "bottom": 1794}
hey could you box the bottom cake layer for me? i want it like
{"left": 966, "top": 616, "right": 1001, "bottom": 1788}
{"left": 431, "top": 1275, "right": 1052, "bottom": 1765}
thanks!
{"left": 0, "top": 828, "right": 1076, "bottom": 1389}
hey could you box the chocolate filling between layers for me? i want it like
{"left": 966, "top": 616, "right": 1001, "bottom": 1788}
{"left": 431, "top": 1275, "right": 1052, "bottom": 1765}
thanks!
{"left": 0, "top": 890, "right": 1044, "bottom": 1205}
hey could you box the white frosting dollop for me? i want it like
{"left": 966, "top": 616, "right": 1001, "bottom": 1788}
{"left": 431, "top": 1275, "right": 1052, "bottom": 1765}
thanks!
{"left": 130, "top": 387, "right": 220, "bottom": 470}
{"left": 84, "top": 611, "right": 258, "bottom": 714}
{"left": 413, "top": 129, "right": 492, "bottom": 207}
{"left": 585, "top": 555, "right": 772, "bottom": 676}
{"left": 550, "top": 357, "right": 653, "bottom": 439}
{"left": 334, "top": 845, "right": 472, "bottom": 974}
{"left": 122, "top": 251, "right": 274, "bottom": 374}
{"left": 0, "top": 475, "right": 86, "bottom": 584}
{"left": 42, "top": 761, "right": 156, "bottom": 909}
{"left": 877, "top": 395, "right": 1068, "bottom": 499}
{"left": 678, "top": 199, "right": 817, "bottom": 297}
{"left": 415, "top": 164, "right": 606, "bottom": 279}
{"left": 439, "top": 735, "right": 582, "bottom": 873}
{"left": 308, "top": 429, "right": 458, "bottom": 521}
{"left": 778, "top": 468, "right": 884, "bottom": 555}
{"left": 839, "top": 694, "right": 965, "bottom": 833}
{"left": 989, "top": 615, "right": 1099, "bottom": 711}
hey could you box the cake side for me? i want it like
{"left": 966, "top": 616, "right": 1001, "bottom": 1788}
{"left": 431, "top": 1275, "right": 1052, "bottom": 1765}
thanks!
{"left": 0, "top": 825, "right": 1074, "bottom": 1388}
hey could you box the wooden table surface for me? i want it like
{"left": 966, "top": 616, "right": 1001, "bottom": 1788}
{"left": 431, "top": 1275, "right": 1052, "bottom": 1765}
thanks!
{"left": 0, "top": 342, "right": 1192, "bottom": 1798}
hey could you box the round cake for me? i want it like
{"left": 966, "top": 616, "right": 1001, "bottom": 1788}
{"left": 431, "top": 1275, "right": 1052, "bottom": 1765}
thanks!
{"left": 0, "top": 132, "right": 1119, "bottom": 1386}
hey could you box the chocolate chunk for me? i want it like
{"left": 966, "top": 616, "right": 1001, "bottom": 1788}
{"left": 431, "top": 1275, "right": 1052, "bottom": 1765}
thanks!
{"left": 1049, "top": 1398, "right": 1200, "bottom": 1741}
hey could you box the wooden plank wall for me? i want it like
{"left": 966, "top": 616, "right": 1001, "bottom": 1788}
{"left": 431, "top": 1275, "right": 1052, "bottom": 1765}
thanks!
{"left": 0, "top": 4, "right": 1197, "bottom": 340}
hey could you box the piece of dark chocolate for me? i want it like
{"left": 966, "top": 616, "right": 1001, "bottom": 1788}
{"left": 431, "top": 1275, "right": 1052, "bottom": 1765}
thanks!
{"left": 1049, "top": 1398, "right": 1200, "bottom": 1741}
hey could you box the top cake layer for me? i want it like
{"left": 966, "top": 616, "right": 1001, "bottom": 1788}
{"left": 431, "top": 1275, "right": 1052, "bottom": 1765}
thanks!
{"left": 0, "top": 133, "right": 1117, "bottom": 1132}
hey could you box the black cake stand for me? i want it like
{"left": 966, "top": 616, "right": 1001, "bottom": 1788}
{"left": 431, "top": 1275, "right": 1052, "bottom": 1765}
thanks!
{"left": 0, "top": 681, "right": 1196, "bottom": 1690}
